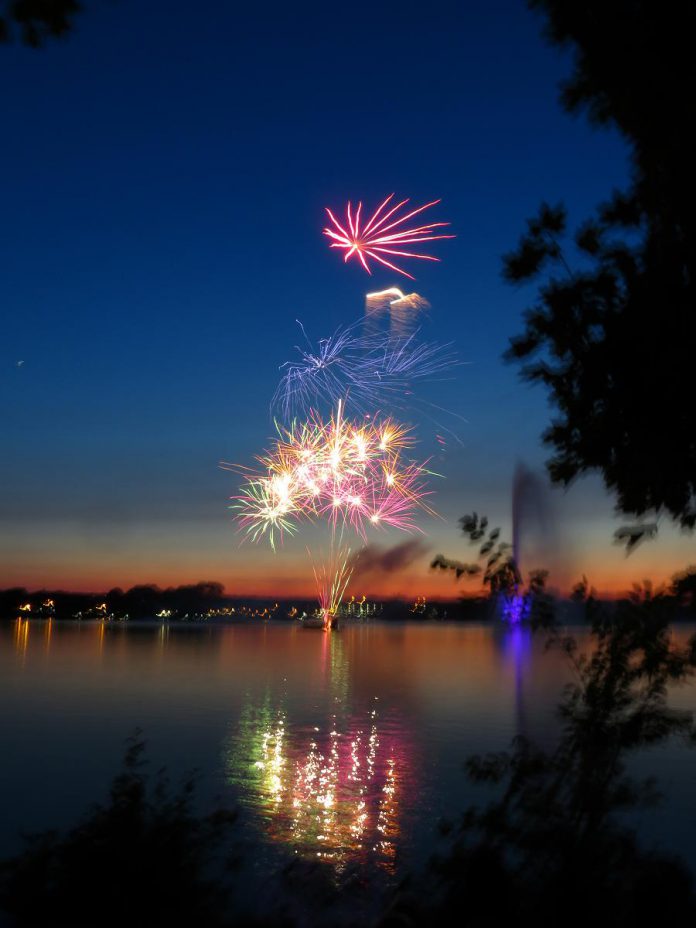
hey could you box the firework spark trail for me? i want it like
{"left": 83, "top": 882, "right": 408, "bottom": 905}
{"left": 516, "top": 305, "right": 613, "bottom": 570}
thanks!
{"left": 230, "top": 401, "right": 435, "bottom": 551}
{"left": 364, "top": 288, "right": 431, "bottom": 343}
{"left": 323, "top": 194, "right": 454, "bottom": 279}
{"left": 272, "top": 318, "right": 459, "bottom": 423}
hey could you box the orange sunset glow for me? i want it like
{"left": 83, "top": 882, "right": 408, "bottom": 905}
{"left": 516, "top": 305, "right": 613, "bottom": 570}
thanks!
{"left": 1, "top": 514, "right": 690, "bottom": 600}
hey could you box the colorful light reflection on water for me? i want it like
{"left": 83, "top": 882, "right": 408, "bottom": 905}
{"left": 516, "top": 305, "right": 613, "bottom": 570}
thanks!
{"left": 224, "top": 633, "right": 410, "bottom": 873}
{"left": 229, "top": 709, "right": 403, "bottom": 872}
{"left": 225, "top": 701, "right": 407, "bottom": 874}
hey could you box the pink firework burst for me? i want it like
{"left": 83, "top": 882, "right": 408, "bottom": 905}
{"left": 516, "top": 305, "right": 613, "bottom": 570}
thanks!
{"left": 323, "top": 194, "right": 455, "bottom": 280}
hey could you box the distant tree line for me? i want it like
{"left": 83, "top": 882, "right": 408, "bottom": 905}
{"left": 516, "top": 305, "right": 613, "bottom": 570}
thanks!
{"left": 3, "top": 567, "right": 696, "bottom": 623}
{"left": 0, "top": 582, "right": 229, "bottom": 620}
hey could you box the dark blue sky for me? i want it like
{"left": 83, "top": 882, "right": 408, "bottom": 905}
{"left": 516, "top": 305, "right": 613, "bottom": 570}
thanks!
{"left": 4, "top": 0, "right": 676, "bottom": 595}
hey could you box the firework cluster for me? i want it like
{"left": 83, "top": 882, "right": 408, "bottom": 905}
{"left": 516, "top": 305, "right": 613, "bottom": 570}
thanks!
{"left": 234, "top": 401, "right": 432, "bottom": 550}
{"left": 230, "top": 192, "right": 456, "bottom": 622}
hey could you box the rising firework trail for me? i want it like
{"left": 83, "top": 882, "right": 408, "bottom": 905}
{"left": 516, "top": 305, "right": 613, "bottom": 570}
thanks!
{"left": 309, "top": 543, "right": 353, "bottom": 623}
{"left": 323, "top": 194, "right": 455, "bottom": 279}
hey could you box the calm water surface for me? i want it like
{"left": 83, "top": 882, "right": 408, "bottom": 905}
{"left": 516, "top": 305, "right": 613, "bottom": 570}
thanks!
{"left": 2, "top": 620, "right": 696, "bottom": 876}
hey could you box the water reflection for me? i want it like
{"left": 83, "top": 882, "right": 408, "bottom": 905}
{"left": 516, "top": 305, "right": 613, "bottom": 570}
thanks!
{"left": 13, "top": 617, "right": 29, "bottom": 664}
{"left": 224, "top": 633, "right": 409, "bottom": 873}
{"left": 6, "top": 619, "right": 695, "bottom": 875}
{"left": 44, "top": 617, "right": 53, "bottom": 654}
{"left": 502, "top": 624, "right": 532, "bottom": 739}
{"left": 13, "top": 616, "right": 56, "bottom": 662}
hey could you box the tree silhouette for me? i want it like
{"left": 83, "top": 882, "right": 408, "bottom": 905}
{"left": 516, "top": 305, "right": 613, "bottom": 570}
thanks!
{"left": 0, "top": 1, "right": 82, "bottom": 46}
{"left": 671, "top": 566, "right": 696, "bottom": 612}
{"left": 504, "top": 1, "right": 696, "bottom": 530}
{"left": 431, "top": 512, "right": 520, "bottom": 594}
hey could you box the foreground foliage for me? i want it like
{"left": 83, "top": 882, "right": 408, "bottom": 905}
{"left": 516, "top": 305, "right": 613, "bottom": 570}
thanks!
{"left": 0, "top": 735, "right": 241, "bottom": 927}
{"left": 383, "top": 598, "right": 696, "bottom": 927}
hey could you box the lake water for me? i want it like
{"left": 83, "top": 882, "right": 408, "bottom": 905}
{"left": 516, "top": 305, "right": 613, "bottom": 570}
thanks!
{"left": 2, "top": 619, "right": 696, "bottom": 880}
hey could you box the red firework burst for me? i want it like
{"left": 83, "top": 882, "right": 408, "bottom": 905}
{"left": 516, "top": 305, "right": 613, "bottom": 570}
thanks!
{"left": 323, "top": 194, "right": 454, "bottom": 280}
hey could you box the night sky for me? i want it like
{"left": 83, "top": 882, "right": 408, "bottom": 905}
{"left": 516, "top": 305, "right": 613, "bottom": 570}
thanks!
{"left": 1, "top": 0, "right": 686, "bottom": 596}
